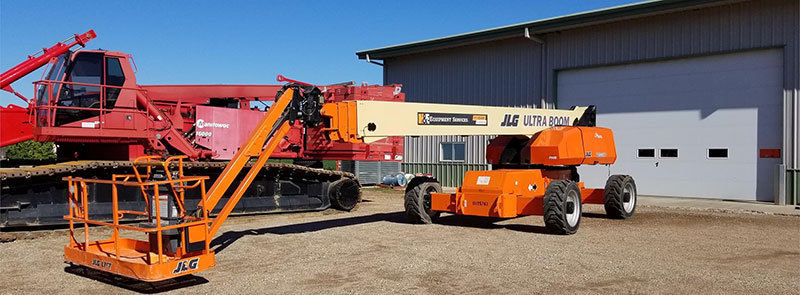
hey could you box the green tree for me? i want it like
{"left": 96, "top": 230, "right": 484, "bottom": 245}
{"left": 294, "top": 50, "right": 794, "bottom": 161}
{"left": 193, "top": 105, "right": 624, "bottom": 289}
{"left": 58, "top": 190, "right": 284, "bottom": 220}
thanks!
{"left": 5, "top": 140, "right": 56, "bottom": 161}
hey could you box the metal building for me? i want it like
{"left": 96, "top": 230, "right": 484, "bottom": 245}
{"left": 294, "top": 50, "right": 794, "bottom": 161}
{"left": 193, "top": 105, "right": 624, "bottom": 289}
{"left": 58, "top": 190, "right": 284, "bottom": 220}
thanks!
{"left": 357, "top": 0, "right": 800, "bottom": 205}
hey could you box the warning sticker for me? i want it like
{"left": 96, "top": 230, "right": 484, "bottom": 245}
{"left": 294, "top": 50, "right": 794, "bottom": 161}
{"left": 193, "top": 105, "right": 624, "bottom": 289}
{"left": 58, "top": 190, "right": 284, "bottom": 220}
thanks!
{"left": 418, "top": 112, "right": 488, "bottom": 126}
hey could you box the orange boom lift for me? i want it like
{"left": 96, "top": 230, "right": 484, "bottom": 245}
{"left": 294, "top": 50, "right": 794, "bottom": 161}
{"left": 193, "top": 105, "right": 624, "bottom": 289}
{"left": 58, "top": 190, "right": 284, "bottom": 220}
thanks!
{"left": 62, "top": 80, "right": 636, "bottom": 282}
{"left": 427, "top": 127, "right": 634, "bottom": 235}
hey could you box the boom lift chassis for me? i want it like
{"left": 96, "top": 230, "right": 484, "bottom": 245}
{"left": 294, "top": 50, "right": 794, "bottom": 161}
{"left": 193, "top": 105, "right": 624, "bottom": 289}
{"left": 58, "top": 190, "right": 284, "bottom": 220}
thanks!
{"left": 63, "top": 81, "right": 637, "bottom": 282}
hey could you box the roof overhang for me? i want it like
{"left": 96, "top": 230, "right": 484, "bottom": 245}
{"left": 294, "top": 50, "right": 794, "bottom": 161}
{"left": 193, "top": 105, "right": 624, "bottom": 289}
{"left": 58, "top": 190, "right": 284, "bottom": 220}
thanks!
{"left": 356, "top": 0, "right": 736, "bottom": 60}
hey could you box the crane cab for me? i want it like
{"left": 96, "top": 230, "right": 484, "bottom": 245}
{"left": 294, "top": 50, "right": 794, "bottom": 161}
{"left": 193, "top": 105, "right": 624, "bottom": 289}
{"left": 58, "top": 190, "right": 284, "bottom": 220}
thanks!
{"left": 35, "top": 50, "right": 137, "bottom": 128}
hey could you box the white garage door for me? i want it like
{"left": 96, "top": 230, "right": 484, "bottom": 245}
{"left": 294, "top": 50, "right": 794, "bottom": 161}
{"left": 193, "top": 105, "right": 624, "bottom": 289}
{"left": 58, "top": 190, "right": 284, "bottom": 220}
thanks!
{"left": 558, "top": 49, "right": 782, "bottom": 201}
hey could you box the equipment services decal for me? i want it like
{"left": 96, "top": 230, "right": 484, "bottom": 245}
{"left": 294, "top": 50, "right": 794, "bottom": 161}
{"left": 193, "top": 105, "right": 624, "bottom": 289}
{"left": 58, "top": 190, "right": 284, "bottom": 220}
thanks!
{"left": 417, "top": 112, "right": 487, "bottom": 126}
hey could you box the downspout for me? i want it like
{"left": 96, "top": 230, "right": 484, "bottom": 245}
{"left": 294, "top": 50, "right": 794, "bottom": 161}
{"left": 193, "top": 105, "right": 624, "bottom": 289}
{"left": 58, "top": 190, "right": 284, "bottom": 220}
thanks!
{"left": 524, "top": 28, "right": 547, "bottom": 108}
{"left": 795, "top": 1, "right": 800, "bottom": 206}
{"left": 365, "top": 54, "right": 384, "bottom": 66}
{"left": 786, "top": 2, "right": 800, "bottom": 206}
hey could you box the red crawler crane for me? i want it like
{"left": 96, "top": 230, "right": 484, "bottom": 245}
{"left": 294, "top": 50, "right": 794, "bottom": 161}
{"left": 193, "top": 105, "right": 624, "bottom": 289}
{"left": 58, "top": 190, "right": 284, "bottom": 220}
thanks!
{"left": 0, "top": 30, "right": 403, "bottom": 227}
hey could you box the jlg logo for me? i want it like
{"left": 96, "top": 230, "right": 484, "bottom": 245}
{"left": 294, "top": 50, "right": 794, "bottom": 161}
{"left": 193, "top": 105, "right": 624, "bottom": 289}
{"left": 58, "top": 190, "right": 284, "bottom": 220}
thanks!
{"left": 172, "top": 258, "right": 199, "bottom": 274}
{"left": 501, "top": 114, "right": 519, "bottom": 127}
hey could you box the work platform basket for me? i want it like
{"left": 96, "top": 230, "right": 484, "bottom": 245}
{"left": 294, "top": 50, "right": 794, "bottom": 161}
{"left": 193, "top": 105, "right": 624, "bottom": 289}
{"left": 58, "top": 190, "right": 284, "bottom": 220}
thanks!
{"left": 63, "top": 156, "right": 215, "bottom": 281}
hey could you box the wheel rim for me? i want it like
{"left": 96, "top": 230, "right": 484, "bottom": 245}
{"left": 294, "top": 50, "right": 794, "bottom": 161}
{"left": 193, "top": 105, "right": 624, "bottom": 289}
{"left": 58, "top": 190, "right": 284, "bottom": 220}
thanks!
{"left": 565, "top": 189, "right": 581, "bottom": 227}
{"left": 622, "top": 182, "right": 636, "bottom": 213}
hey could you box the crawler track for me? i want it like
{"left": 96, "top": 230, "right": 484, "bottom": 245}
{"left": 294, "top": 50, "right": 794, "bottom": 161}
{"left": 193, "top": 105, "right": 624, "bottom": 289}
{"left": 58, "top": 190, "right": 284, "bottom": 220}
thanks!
{"left": 0, "top": 161, "right": 355, "bottom": 228}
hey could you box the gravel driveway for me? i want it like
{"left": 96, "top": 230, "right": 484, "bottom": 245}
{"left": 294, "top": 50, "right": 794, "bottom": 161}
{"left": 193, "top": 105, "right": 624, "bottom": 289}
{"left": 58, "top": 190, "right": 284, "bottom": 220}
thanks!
{"left": 0, "top": 188, "right": 797, "bottom": 294}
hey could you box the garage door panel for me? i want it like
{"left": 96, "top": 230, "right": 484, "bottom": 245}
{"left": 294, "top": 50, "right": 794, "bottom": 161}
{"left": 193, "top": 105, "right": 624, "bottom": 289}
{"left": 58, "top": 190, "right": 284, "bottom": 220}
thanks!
{"left": 562, "top": 54, "right": 782, "bottom": 85}
{"left": 559, "top": 70, "right": 778, "bottom": 95}
{"left": 562, "top": 84, "right": 781, "bottom": 114}
{"left": 558, "top": 49, "right": 782, "bottom": 201}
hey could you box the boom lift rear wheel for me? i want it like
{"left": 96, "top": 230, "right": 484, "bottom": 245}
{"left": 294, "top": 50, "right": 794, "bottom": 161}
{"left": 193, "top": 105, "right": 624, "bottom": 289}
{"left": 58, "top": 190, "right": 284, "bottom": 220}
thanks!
{"left": 543, "top": 180, "right": 582, "bottom": 235}
{"left": 404, "top": 177, "right": 442, "bottom": 224}
{"left": 603, "top": 175, "right": 637, "bottom": 219}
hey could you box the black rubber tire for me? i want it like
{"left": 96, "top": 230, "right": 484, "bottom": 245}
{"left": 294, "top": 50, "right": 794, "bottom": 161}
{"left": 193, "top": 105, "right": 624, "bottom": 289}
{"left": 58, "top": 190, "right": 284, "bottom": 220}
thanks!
{"left": 404, "top": 178, "right": 442, "bottom": 224}
{"left": 329, "top": 178, "right": 361, "bottom": 211}
{"left": 604, "top": 175, "right": 637, "bottom": 219}
{"left": 542, "top": 180, "right": 582, "bottom": 235}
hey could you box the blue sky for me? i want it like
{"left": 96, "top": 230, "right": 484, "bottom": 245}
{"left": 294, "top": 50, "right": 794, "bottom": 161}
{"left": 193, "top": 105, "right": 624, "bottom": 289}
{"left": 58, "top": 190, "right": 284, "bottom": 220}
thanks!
{"left": 0, "top": 0, "right": 638, "bottom": 107}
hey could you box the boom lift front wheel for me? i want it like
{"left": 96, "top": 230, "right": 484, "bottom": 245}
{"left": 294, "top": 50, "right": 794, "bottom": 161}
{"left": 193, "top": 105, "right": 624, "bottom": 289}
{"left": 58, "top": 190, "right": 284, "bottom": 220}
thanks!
{"left": 404, "top": 177, "right": 442, "bottom": 224}
{"left": 543, "top": 180, "right": 583, "bottom": 235}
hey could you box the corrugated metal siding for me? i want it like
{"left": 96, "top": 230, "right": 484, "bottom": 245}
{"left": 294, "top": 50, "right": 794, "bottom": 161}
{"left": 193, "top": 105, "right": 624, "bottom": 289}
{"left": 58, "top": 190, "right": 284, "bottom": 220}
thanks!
{"left": 386, "top": 38, "right": 543, "bottom": 107}
{"left": 402, "top": 163, "right": 489, "bottom": 187}
{"left": 341, "top": 161, "right": 402, "bottom": 185}
{"left": 386, "top": 38, "right": 542, "bottom": 164}
{"left": 543, "top": 0, "right": 798, "bottom": 104}
{"left": 403, "top": 135, "right": 492, "bottom": 164}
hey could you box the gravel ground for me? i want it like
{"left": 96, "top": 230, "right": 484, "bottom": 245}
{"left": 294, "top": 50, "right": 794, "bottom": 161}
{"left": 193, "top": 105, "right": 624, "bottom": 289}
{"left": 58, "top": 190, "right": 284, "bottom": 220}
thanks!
{"left": 0, "top": 187, "right": 798, "bottom": 294}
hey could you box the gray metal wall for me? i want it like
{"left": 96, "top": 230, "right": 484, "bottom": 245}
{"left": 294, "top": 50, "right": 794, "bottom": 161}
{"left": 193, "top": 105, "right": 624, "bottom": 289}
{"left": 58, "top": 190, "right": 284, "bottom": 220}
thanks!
{"left": 386, "top": 37, "right": 543, "bottom": 165}
{"left": 384, "top": 0, "right": 799, "bottom": 202}
{"left": 402, "top": 162, "right": 489, "bottom": 187}
{"left": 341, "top": 161, "right": 402, "bottom": 185}
{"left": 404, "top": 135, "right": 492, "bottom": 164}
{"left": 384, "top": 38, "right": 544, "bottom": 106}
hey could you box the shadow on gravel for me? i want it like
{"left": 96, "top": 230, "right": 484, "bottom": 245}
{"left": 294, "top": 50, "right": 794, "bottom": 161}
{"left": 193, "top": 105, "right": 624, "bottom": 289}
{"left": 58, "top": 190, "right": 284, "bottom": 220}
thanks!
{"left": 434, "top": 214, "right": 554, "bottom": 235}
{"left": 212, "top": 210, "right": 615, "bottom": 253}
{"left": 64, "top": 265, "right": 208, "bottom": 294}
{"left": 434, "top": 212, "right": 611, "bottom": 234}
{"left": 212, "top": 212, "right": 406, "bottom": 253}
{"left": 581, "top": 212, "right": 611, "bottom": 219}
